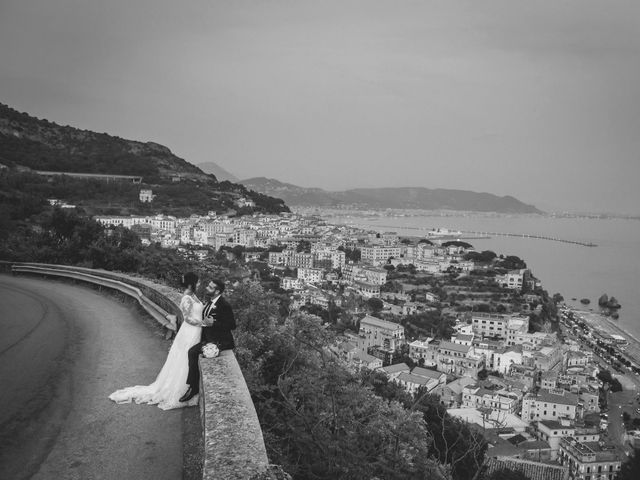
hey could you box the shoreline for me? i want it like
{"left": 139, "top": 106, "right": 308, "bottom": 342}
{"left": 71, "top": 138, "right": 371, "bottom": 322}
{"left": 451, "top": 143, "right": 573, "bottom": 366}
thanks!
{"left": 568, "top": 307, "right": 640, "bottom": 366}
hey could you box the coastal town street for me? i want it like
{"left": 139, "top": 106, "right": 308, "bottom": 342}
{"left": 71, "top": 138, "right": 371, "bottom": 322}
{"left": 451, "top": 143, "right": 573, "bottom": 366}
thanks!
{"left": 605, "top": 389, "right": 638, "bottom": 452}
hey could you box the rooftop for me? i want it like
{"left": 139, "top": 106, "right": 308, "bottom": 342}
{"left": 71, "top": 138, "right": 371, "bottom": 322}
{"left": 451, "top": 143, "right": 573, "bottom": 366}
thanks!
{"left": 380, "top": 363, "right": 410, "bottom": 375}
{"left": 397, "top": 372, "right": 433, "bottom": 386}
{"left": 360, "top": 315, "right": 403, "bottom": 331}
{"left": 438, "top": 340, "right": 471, "bottom": 354}
{"left": 484, "top": 457, "right": 569, "bottom": 480}
{"left": 411, "top": 367, "right": 445, "bottom": 380}
{"left": 531, "top": 388, "right": 579, "bottom": 406}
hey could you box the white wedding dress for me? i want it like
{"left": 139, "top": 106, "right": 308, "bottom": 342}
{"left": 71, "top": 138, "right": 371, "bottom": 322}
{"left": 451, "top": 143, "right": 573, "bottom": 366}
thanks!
{"left": 109, "top": 295, "right": 203, "bottom": 410}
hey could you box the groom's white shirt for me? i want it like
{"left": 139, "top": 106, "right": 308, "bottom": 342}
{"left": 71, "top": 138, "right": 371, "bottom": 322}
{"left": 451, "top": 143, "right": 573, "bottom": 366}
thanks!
{"left": 203, "top": 294, "right": 221, "bottom": 322}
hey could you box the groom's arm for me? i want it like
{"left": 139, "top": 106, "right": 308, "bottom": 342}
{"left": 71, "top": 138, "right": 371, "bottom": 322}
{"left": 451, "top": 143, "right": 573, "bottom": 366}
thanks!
{"left": 212, "top": 300, "right": 236, "bottom": 330}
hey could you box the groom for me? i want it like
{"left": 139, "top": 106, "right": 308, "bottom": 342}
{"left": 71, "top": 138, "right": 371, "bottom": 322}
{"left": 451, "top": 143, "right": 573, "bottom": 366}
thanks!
{"left": 180, "top": 278, "right": 236, "bottom": 403}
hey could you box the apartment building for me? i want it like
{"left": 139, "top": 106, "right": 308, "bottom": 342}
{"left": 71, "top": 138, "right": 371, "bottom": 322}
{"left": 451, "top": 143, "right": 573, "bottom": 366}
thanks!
{"left": 558, "top": 437, "right": 622, "bottom": 480}
{"left": 521, "top": 388, "right": 579, "bottom": 422}
{"left": 297, "top": 267, "right": 324, "bottom": 284}
{"left": 462, "top": 385, "right": 520, "bottom": 413}
{"left": 357, "top": 315, "right": 405, "bottom": 354}
{"left": 139, "top": 189, "right": 154, "bottom": 202}
{"left": 437, "top": 340, "right": 484, "bottom": 378}
{"left": 471, "top": 313, "right": 512, "bottom": 338}
{"left": 396, "top": 368, "right": 445, "bottom": 395}
{"left": 360, "top": 245, "right": 402, "bottom": 266}
{"left": 535, "top": 420, "right": 599, "bottom": 461}
{"left": 408, "top": 338, "right": 438, "bottom": 366}
{"left": 94, "top": 215, "right": 149, "bottom": 228}
{"left": 232, "top": 228, "right": 257, "bottom": 247}
{"left": 280, "top": 277, "right": 302, "bottom": 290}
{"left": 492, "top": 345, "right": 524, "bottom": 375}
{"left": 268, "top": 250, "right": 315, "bottom": 268}
{"left": 523, "top": 344, "right": 565, "bottom": 371}
{"left": 342, "top": 264, "right": 388, "bottom": 285}
{"left": 496, "top": 269, "right": 532, "bottom": 291}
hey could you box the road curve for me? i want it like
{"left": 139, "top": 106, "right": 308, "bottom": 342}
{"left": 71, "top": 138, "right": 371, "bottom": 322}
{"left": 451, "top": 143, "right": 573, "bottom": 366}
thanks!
{"left": 0, "top": 274, "right": 186, "bottom": 480}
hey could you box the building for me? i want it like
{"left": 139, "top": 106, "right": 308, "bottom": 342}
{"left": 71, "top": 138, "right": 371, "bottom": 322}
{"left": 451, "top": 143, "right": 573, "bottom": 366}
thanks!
{"left": 352, "top": 350, "right": 383, "bottom": 370}
{"left": 342, "top": 264, "right": 388, "bottom": 285}
{"left": 138, "top": 189, "right": 153, "bottom": 203}
{"left": 558, "top": 437, "right": 622, "bottom": 480}
{"left": 471, "top": 313, "right": 511, "bottom": 339}
{"left": 297, "top": 267, "right": 324, "bottom": 284}
{"left": 232, "top": 229, "right": 257, "bottom": 247}
{"left": 483, "top": 458, "right": 569, "bottom": 480}
{"left": 497, "top": 269, "right": 532, "bottom": 291}
{"left": 396, "top": 367, "right": 447, "bottom": 394}
{"left": 378, "top": 363, "right": 411, "bottom": 381}
{"left": 462, "top": 385, "right": 520, "bottom": 413}
{"left": 280, "top": 277, "right": 302, "bottom": 290}
{"left": 35, "top": 170, "right": 142, "bottom": 183}
{"left": 94, "top": 215, "right": 149, "bottom": 228}
{"left": 535, "top": 420, "right": 599, "bottom": 461}
{"left": 432, "top": 376, "right": 477, "bottom": 408}
{"left": 408, "top": 338, "right": 437, "bottom": 365}
{"left": 360, "top": 245, "right": 402, "bottom": 266}
{"left": 521, "top": 388, "right": 579, "bottom": 422}
{"left": 493, "top": 345, "right": 524, "bottom": 375}
{"left": 437, "top": 340, "right": 485, "bottom": 378}
{"left": 357, "top": 315, "right": 405, "bottom": 355}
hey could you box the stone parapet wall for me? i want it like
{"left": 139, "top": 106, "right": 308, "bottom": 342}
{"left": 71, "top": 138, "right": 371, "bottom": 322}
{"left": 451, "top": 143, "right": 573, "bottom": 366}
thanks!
{"left": 200, "top": 350, "right": 269, "bottom": 479}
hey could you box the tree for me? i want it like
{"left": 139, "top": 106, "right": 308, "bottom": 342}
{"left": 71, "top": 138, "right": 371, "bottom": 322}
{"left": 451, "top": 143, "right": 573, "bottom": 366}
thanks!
{"left": 463, "top": 250, "right": 496, "bottom": 263}
{"left": 442, "top": 241, "right": 473, "bottom": 249}
{"left": 412, "top": 393, "right": 487, "bottom": 480}
{"left": 497, "top": 256, "right": 526, "bottom": 270}
{"left": 296, "top": 240, "right": 311, "bottom": 253}
{"left": 366, "top": 297, "right": 384, "bottom": 314}
{"left": 338, "top": 245, "right": 361, "bottom": 262}
{"left": 619, "top": 448, "right": 640, "bottom": 480}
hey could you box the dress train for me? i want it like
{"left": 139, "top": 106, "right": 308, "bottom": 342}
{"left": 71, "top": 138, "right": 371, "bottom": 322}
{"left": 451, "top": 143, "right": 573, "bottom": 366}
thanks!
{"left": 109, "top": 299, "right": 203, "bottom": 410}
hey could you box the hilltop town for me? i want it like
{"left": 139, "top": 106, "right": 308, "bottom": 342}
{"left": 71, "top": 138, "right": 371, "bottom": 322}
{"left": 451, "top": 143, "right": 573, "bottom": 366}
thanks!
{"left": 94, "top": 202, "right": 640, "bottom": 479}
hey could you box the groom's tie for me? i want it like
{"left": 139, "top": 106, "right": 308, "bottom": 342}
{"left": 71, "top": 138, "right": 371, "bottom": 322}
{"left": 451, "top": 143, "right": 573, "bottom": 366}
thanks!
{"left": 203, "top": 300, "right": 213, "bottom": 320}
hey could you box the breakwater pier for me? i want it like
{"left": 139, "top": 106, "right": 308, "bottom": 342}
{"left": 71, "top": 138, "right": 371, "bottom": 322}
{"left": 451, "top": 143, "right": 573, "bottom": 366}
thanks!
{"left": 351, "top": 223, "right": 597, "bottom": 247}
{"left": 458, "top": 230, "right": 597, "bottom": 247}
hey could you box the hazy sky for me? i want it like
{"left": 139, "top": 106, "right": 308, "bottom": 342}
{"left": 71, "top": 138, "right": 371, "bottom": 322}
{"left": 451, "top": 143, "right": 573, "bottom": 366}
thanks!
{"left": 1, "top": 0, "right": 639, "bottom": 213}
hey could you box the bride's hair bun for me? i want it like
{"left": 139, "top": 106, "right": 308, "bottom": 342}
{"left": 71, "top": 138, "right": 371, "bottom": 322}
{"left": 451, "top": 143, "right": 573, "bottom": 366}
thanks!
{"left": 181, "top": 272, "right": 199, "bottom": 291}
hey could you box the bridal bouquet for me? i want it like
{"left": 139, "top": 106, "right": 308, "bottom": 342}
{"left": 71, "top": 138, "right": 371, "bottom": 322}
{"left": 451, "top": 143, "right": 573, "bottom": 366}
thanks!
{"left": 202, "top": 343, "right": 220, "bottom": 358}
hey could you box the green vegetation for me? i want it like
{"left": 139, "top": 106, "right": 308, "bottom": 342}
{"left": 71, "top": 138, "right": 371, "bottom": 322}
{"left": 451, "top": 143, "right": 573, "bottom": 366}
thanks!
{"left": 0, "top": 207, "right": 194, "bottom": 283}
{"left": 618, "top": 448, "right": 640, "bottom": 480}
{"left": 229, "top": 282, "right": 487, "bottom": 480}
{"left": 0, "top": 102, "right": 289, "bottom": 216}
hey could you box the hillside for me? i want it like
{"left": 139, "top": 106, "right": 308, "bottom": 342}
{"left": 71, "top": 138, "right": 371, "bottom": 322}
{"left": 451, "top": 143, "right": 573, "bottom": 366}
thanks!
{"left": 197, "top": 161, "right": 239, "bottom": 182}
{"left": 0, "top": 103, "right": 288, "bottom": 216}
{"left": 241, "top": 177, "right": 543, "bottom": 214}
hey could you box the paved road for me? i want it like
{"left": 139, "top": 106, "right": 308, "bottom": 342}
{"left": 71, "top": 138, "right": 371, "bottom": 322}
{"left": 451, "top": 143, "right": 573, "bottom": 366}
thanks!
{"left": 0, "top": 274, "right": 188, "bottom": 480}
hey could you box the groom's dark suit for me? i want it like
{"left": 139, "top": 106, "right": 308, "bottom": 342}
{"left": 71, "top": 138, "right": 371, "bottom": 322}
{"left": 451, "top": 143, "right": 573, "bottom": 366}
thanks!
{"left": 185, "top": 294, "right": 236, "bottom": 392}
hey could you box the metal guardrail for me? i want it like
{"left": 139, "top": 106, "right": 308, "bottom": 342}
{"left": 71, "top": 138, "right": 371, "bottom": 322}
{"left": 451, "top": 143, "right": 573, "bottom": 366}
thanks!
{"left": 9, "top": 262, "right": 271, "bottom": 479}
{"left": 11, "top": 263, "right": 177, "bottom": 330}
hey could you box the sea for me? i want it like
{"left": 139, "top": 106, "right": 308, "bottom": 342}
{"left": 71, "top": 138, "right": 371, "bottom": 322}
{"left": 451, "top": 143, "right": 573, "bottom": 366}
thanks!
{"left": 319, "top": 210, "right": 640, "bottom": 342}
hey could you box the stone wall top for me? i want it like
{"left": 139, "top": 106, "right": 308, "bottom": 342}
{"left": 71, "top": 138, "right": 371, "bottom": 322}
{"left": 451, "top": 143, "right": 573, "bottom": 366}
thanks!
{"left": 200, "top": 350, "right": 269, "bottom": 479}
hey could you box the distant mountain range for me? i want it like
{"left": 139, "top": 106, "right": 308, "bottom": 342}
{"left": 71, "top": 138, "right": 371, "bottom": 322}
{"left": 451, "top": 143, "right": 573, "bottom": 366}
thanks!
{"left": 240, "top": 177, "right": 542, "bottom": 214}
{"left": 197, "top": 161, "right": 239, "bottom": 182}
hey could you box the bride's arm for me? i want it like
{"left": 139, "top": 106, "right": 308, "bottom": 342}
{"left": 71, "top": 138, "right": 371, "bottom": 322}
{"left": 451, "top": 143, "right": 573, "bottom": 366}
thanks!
{"left": 179, "top": 296, "right": 202, "bottom": 326}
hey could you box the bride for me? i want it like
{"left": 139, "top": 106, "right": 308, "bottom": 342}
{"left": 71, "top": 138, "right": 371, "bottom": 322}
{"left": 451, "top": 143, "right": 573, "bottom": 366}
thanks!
{"left": 109, "top": 272, "right": 204, "bottom": 410}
